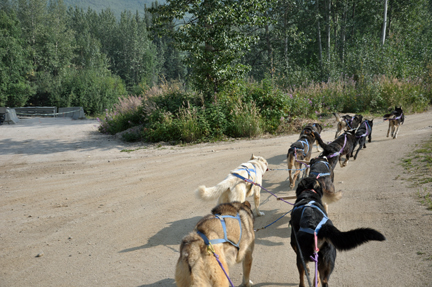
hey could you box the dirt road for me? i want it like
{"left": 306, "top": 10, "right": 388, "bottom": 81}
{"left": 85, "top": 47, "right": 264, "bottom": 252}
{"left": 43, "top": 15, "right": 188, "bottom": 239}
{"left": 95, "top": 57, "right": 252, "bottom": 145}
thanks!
{"left": 1, "top": 111, "right": 432, "bottom": 287}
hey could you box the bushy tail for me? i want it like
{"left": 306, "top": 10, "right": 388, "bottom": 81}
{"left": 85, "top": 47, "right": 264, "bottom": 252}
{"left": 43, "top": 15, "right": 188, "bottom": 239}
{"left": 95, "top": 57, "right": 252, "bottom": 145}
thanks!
{"left": 332, "top": 112, "right": 342, "bottom": 123}
{"left": 322, "top": 190, "right": 343, "bottom": 204}
{"left": 175, "top": 234, "right": 206, "bottom": 287}
{"left": 195, "top": 178, "right": 231, "bottom": 201}
{"left": 319, "top": 224, "right": 386, "bottom": 251}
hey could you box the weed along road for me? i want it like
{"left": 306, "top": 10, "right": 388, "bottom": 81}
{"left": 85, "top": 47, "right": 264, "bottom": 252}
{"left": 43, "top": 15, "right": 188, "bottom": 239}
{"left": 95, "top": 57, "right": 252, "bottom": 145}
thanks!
{"left": 1, "top": 112, "right": 432, "bottom": 287}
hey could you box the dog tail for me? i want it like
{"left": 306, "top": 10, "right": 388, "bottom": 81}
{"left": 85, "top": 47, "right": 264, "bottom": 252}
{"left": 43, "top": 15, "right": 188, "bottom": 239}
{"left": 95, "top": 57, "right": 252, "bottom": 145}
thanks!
{"left": 313, "top": 132, "right": 331, "bottom": 153}
{"left": 322, "top": 190, "right": 342, "bottom": 204}
{"left": 332, "top": 112, "right": 342, "bottom": 123}
{"left": 319, "top": 224, "right": 386, "bottom": 251}
{"left": 175, "top": 233, "right": 208, "bottom": 286}
{"left": 195, "top": 179, "right": 231, "bottom": 201}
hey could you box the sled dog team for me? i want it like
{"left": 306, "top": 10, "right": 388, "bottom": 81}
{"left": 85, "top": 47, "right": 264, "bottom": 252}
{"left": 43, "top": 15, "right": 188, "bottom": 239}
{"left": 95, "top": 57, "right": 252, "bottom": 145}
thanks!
{"left": 175, "top": 107, "right": 404, "bottom": 287}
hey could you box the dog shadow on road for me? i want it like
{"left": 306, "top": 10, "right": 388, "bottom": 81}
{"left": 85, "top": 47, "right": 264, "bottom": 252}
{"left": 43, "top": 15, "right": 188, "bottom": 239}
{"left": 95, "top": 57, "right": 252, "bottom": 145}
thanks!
{"left": 138, "top": 278, "right": 176, "bottom": 287}
{"left": 118, "top": 216, "right": 202, "bottom": 254}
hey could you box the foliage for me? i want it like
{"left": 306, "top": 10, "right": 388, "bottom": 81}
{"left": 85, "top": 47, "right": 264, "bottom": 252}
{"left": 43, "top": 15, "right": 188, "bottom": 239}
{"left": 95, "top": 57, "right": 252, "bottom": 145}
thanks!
{"left": 148, "top": 0, "right": 277, "bottom": 100}
{"left": 0, "top": 10, "right": 34, "bottom": 106}
{"left": 97, "top": 95, "right": 143, "bottom": 135}
{"left": 99, "top": 76, "right": 431, "bottom": 144}
{"left": 401, "top": 134, "right": 432, "bottom": 209}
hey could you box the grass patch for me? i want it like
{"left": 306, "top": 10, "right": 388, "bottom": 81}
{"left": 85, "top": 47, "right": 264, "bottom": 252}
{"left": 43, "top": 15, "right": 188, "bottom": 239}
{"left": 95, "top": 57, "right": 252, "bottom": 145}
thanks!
{"left": 401, "top": 134, "right": 432, "bottom": 210}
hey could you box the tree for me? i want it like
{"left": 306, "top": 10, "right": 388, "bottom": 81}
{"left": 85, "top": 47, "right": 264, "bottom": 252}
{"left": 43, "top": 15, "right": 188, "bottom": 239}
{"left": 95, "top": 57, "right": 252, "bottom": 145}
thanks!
{"left": 149, "top": 0, "right": 276, "bottom": 102}
{"left": 381, "top": 0, "right": 388, "bottom": 45}
{"left": 0, "top": 10, "right": 34, "bottom": 106}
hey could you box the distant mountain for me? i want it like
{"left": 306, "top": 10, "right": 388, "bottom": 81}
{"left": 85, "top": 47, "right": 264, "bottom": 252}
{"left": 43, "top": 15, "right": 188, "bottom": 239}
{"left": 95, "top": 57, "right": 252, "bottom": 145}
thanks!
{"left": 63, "top": 0, "right": 163, "bottom": 18}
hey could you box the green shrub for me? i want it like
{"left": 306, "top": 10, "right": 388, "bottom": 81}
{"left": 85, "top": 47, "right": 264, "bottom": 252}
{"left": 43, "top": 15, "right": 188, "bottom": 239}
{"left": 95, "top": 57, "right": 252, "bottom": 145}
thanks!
{"left": 226, "top": 101, "right": 262, "bottom": 138}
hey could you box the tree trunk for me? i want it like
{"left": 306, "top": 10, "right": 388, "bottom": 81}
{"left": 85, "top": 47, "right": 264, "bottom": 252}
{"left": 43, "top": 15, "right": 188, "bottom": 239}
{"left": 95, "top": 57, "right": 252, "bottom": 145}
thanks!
{"left": 327, "top": 0, "right": 331, "bottom": 62}
{"left": 265, "top": 23, "right": 274, "bottom": 78}
{"left": 317, "top": 0, "right": 323, "bottom": 68}
{"left": 381, "top": 0, "right": 388, "bottom": 45}
{"left": 284, "top": 8, "right": 289, "bottom": 72}
{"left": 351, "top": 0, "right": 356, "bottom": 38}
{"left": 341, "top": 0, "right": 347, "bottom": 63}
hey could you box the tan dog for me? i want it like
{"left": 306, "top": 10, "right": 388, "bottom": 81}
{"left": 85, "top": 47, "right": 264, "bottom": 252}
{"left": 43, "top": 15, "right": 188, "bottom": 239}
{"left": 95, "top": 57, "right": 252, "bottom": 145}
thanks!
{"left": 332, "top": 113, "right": 363, "bottom": 138}
{"left": 175, "top": 201, "right": 255, "bottom": 287}
{"left": 195, "top": 154, "right": 268, "bottom": 216}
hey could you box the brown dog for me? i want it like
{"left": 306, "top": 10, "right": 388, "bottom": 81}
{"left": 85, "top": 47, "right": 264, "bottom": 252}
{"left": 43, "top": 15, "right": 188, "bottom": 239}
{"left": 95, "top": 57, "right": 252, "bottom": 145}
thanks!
{"left": 302, "top": 123, "right": 323, "bottom": 152}
{"left": 175, "top": 201, "right": 255, "bottom": 287}
{"left": 287, "top": 126, "right": 316, "bottom": 189}
{"left": 384, "top": 106, "right": 404, "bottom": 139}
{"left": 332, "top": 113, "right": 363, "bottom": 139}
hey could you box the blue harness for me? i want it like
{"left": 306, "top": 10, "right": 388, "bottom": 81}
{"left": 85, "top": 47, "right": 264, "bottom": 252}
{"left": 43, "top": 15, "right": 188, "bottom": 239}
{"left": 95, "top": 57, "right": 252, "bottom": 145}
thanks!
{"left": 293, "top": 139, "right": 310, "bottom": 157}
{"left": 292, "top": 200, "right": 328, "bottom": 235}
{"left": 197, "top": 213, "right": 242, "bottom": 248}
{"left": 309, "top": 161, "right": 331, "bottom": 177}
{"left": 235, "top": 165, "right": 256, "bottom": 179}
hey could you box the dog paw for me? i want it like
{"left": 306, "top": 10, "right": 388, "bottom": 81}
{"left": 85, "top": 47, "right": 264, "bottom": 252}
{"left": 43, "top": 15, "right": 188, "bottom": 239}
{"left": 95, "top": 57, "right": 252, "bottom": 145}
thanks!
{"left": 240, "top": 280, "right": 253, "bottom": 287}
{"left": 256, "top": 211, "right": 265, "bottom": 217}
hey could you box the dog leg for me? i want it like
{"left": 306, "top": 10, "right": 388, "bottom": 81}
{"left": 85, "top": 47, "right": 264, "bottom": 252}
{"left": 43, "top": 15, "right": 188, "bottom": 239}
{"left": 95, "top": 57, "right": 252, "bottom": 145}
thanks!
{"left": 341, "top": 155, "right": 349, "bottom": 167}
{"left": 324, "top": 203, "right": 329, "bottom": 214}
{"left": 292, "top": 169, "right": 300, "bottom": 188}
{"left": 386, "top": 124, "right": 390, "bottom": 137}
{"left": 253, "top": 187, "right": 264, "bottom": 216}
{"left": 315, "top": 140, "right": 323, "bottom": 152}
{"left": 354, "top": 139, "right": 363, "bottom": 160}
{"left": 296, "top": 256, "right": 308, "bottom": 287}
{"left": 393, "top": 125, "right": 399, "bottom": 139}
{"left": 288, "top": 155, "right": 295, "bottom": 189}
{"left": 239, "top": 250, "right": 253, "bottom": 287}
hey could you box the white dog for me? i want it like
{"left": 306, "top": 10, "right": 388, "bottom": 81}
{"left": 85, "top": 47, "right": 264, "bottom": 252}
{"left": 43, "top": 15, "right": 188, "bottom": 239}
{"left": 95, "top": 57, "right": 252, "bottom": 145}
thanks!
{"left": 195, "top": 154, "right": 268, "bottom": 216}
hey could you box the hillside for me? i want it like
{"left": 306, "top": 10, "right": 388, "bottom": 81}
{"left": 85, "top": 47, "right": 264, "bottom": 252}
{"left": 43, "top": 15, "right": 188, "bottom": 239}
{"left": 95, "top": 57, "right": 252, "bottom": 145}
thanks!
{"left": 63, "top": 0, "right": 161, "bottom": 18}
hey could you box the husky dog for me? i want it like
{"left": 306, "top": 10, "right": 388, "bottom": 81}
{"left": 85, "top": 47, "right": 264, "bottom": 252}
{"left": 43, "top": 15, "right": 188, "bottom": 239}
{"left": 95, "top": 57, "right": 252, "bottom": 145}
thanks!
{"left": 290, "top": 178, "right": 386, "bottom": 287}
{"left": 352, "top": 119, "right": 374, "bottom": 160}
{"left": 295, "top": 156, "right": 342, "bottom": 213}
{"left": 313, "top": 130, "right": 357, "bottom": 168}
{"left": 302, "top": 123, "right": 324, "bottom": 152}
{"left": 332, "top": 113, "right": 363, "bottom": 139}
{"left": 195, "top": 154, "right": 268, "bottom": 216}
{"left": 175, "top": 201, "right": 255, "bottom": 287}
{"left": 384, "top": 106, "right": 404, "bottom": 139}
{"left": 287, "top": 126, "right": 317, "bottom": 189}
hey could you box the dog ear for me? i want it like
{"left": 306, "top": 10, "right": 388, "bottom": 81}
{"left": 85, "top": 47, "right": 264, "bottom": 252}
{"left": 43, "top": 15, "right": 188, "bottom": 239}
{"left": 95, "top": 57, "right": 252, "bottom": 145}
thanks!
{"left": 243, "top": 200, "right": 252, "bottom": 209}
{"left": 250, "top": 154, "right": 256, "bottom": 160}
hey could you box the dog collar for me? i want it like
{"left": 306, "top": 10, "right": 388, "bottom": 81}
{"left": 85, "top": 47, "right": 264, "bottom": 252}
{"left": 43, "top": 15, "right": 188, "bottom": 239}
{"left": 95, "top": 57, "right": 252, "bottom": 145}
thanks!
{"left": 301, "top": 189, "right": 317, "bottom": 194}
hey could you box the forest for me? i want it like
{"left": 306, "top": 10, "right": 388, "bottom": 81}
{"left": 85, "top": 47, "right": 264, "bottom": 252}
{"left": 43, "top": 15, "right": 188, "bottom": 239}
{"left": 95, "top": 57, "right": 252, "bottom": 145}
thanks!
{"left": 1, "top": 0, "right": 431, "bottom": 142}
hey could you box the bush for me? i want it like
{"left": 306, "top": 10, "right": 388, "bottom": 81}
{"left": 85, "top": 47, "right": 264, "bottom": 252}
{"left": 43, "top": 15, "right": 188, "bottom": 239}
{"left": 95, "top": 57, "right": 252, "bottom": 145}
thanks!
{"left": 97, "top": 76, "right": 431, "bottom": 144}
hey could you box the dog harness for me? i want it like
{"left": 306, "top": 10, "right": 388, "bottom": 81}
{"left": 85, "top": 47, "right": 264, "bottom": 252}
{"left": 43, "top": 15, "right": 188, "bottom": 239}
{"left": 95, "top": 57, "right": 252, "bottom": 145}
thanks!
{"left": 232, "top": 165, "right": 256, "bottom": 193}
{"left": 292, "top": 139, "right": 310, "bottom": 157}
{"left": 309, "top": 160, "right": 331, "bottom": 178}
{"left": 292, "top": 200, "right": 328, "bottom": 235}
{"left": 328, "top": 134, "right": 347, "bottom": 158}
{"left": 234, "top": 165, "right": 256, "bottom": 179}
{"left": 356, "top": 120, "right": 370, "bottom": 138}
{"left": 197, "top": 213, "right": 242, "bottom": 249}
{"left": 384, "top": 113, "right": 403, "bottom": 121}
{"left": 344, "top": 116, "right": 355, "bottom": 129}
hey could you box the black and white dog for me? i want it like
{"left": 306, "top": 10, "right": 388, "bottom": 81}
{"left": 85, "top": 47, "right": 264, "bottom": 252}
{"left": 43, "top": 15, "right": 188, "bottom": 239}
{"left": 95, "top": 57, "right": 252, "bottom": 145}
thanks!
{"left": 290, "top": 177, "right": 386, "bottom": 287}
